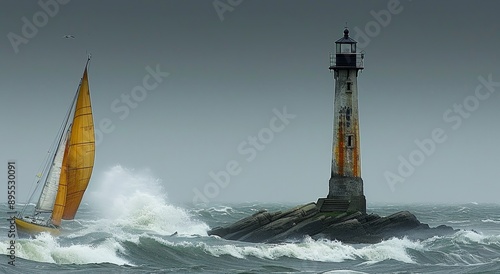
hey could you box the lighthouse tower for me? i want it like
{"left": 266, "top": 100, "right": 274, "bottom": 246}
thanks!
{"left": 317, "top": 28, "right": 366, "bottom": 213}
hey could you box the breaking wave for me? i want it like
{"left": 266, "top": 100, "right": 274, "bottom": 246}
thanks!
{"left": 2, "top": 165, "right": 209, "bottom": 265}
{"left": 86, "top": 165, "right": 209, "bottom": 237}
{"left": 482, "top": 219, "right": 500, "bottom": 224}
{"left": 150, "top": 235, "right": 423, "bottom": 264}
{"left": 1, "top": 232, "right": 129, "bottom": 265}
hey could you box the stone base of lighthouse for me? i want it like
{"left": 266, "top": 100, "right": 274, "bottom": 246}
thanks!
{"left": 317, "top": 175, "right": 366, "bottom": 213}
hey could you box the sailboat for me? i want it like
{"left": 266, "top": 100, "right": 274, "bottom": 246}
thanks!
{"left": 15, "top": 57, "right": 95, "bottom": 235}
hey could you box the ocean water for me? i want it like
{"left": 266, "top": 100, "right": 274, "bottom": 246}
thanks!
{"left": 2, "top": 167, "right": 500, "bottom": 273}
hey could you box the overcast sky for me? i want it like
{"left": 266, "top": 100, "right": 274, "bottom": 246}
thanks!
{"left": 1, "top": 0, "right": 500, "bottom": 206}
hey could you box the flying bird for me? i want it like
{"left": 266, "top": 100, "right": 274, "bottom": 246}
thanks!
{"left": 63, "top": 35, "right": 75, "bottom": 39}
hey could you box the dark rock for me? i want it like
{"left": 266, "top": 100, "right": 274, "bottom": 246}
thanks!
{"left": 365, "top": 211, "right": 421, "bottom": 236}
{"left": 207, "top": 202, "right": 458, "bottom": 244}
{"left": 236, "top": 203, "right": 318, "bottom": 242}
{"left": 268, "top": 214, "right": 335, "bottom": 243}
{"left": 319, "top": 219, "right": 367, "bottom": 242}
{"left": 208, "top": 210, "right": 280, "bottom": 239}
{"left": 239, "top": 216, "right": 298, "bottom": 242}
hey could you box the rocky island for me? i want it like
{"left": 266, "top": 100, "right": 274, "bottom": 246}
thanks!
{"left": 208, "top": 202, "right": 456, "bottom": 244}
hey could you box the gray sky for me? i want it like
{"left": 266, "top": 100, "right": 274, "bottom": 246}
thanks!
{"left": 1, "top": 0, "right": 500, "bottom": 206}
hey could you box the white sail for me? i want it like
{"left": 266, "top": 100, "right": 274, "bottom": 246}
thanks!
{"left": 36, "top": 132, "right": 69, "bottom": 211}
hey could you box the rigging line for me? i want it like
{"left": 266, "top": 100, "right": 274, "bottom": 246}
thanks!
{"left": 20, "top": 101, "right": 73, "bottom": 216}
{"left": 27, "top": 72, "right": 82, "bottom": 215}
{"left": 20, "top": 149, "right": 51, "bottom": 216}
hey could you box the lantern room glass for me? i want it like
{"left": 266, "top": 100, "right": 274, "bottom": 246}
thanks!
{"left": 337, "top": 43, "right": 356, "bottom": 53}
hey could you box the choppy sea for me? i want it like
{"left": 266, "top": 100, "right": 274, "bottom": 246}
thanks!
{"left": 1, "top": 166, "right": 500, "bottom": 273}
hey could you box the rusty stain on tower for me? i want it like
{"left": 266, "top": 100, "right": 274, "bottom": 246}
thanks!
{"left": 317, "top": 28, "right": 367, "bottom": 213}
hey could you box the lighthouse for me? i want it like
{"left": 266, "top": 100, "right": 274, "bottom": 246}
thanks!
{"left": 317, "top": 28, "right": 367, "bottom": 213}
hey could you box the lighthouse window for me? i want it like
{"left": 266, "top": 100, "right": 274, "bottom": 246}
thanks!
{"left": 347, "top": 135, "right": 354, "bottom": 148}
{"left": 341, "top": 44, "right": 350, "bottom": 53}
{"left": 346, "top": 82, "right": 352, "bottom": 91}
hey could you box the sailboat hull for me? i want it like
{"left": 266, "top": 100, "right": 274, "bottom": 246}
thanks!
{"left": 15, "top": 218, "right": 60, "bottom": 236}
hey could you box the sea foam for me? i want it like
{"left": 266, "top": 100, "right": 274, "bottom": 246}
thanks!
{"left": 86, "top": 165, "right": 209, "bottom": 237}
{"left": 152, "top": 235, "right": 422, "bottom": 264}
{"left": 10, "top": 232, "right": 129, "bottom": 265}
{"left": 482, "top": 219, "right": 500, "bottom": 224}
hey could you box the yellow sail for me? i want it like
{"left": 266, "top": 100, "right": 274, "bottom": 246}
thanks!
{"left": 62, "top": 67, "right": 95, "bottom": 220}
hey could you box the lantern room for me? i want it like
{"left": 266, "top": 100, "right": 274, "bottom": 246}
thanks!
{"left": 329, "top": 28, "right": 364, "bottom": 70}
